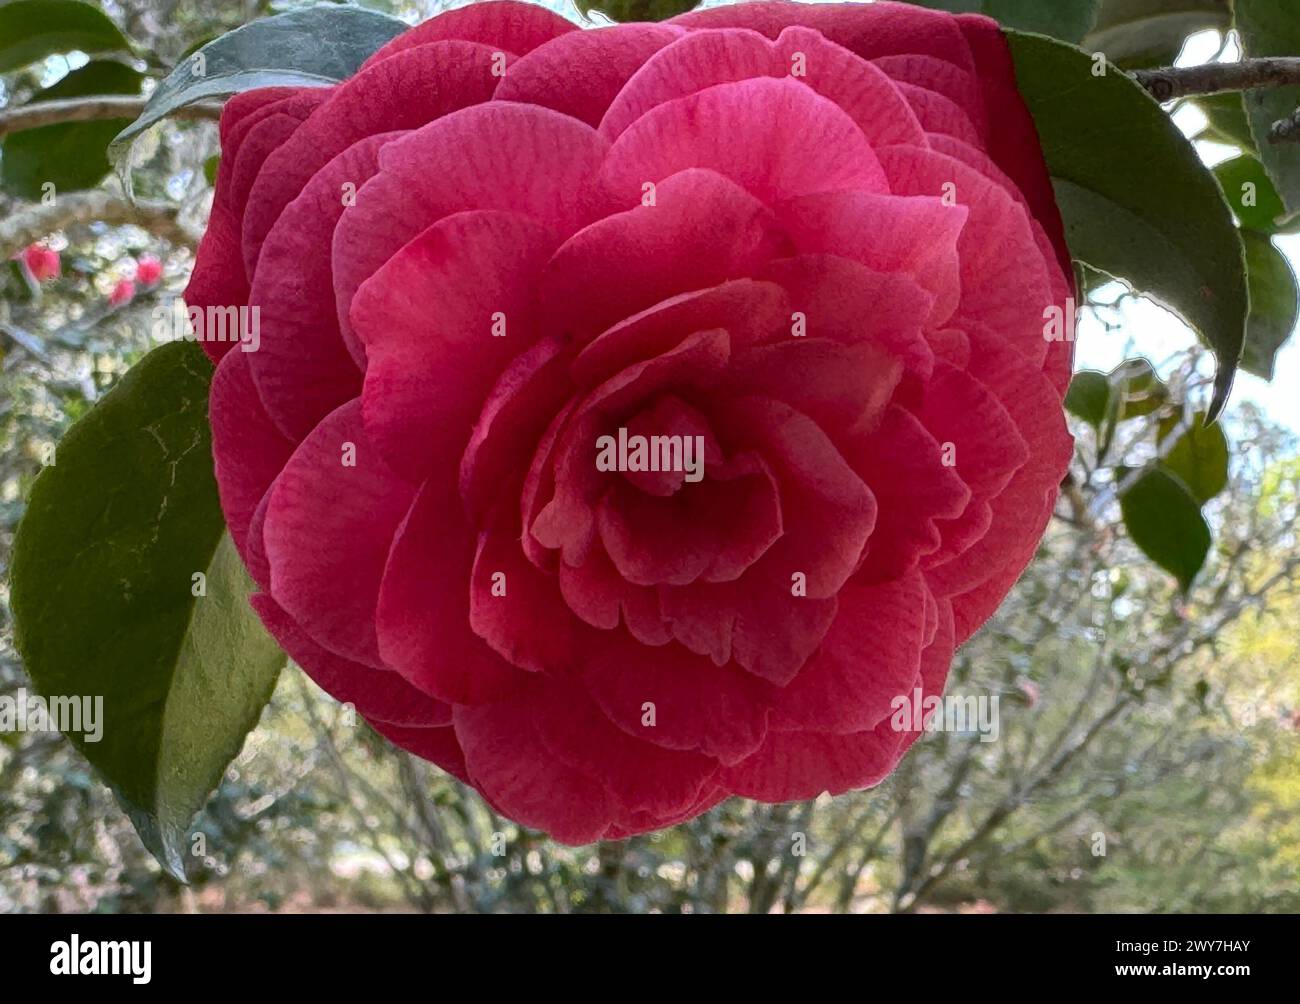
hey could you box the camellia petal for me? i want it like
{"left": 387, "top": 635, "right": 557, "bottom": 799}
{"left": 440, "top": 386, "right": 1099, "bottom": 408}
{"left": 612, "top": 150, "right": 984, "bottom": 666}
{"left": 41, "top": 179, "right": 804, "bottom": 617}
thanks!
{"left": 192, "top": 0, "right": 1074, "bottom": 844}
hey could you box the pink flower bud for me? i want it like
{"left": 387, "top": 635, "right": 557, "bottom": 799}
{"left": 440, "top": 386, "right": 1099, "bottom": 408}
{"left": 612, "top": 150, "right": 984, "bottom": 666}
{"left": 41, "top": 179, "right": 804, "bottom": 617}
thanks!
{"left": 136, "top": 255, "right": 163, "bottom": 285}
{"left": 22, "top": 244, "right": 61, "bottom": 283}
{"left": 108, "top": 279, "right": 137, "bottom": 307}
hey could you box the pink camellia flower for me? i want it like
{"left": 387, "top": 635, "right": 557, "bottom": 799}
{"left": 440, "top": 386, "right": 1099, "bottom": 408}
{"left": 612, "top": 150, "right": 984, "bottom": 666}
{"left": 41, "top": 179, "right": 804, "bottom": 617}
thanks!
{"left": 194, "top": 0, "right": 1073, "bottom": 842}
{"left": 22, "top": 243, "right": 61, "bottom": 282}
{"left": 136, "top": 255, "right": 164, "bottom": 285}
{"left": 108, "top": 279, "right": 136, "bottom": 307}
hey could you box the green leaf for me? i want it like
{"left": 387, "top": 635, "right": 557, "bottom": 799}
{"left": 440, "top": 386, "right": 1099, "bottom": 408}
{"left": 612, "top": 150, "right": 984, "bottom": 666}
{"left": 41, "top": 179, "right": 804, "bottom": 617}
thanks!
{"left": 1, "top": 60, "right": 143, "bottom": 200}
{"left": 1195, "top": 92, "right": 1256, "bottom": 153}
{"left": 1238, "top": 38, "right": 1300, "bottom": 221}
{"left": 203, "top": 154, "right": 220, "bottom": 186}
{"left": 109, "top": 4, "right": 407, "bottom": 159}
{"left": 1065, "top": 369, "right": 1112, "bottom": 426}
{"left": 1083, "top": 0, "right": 1228, "bottom": 69}
{"left": 1158, "top": 411, "right": 1230, "bottom": 503}
{"left": 909, "top": 0, "right": 1100, "bottom": 43}
{"left": 179, "top": 34, "right": 217, "bottom": 62}
{"left": 1007, "top": 30, "right": 1248, "bottom": 422}
{"left": 4, "top": 259, "right": 39, "bottom": 303}
{"left": 1094, "top": 358, "right": 1169, "bottom": 462}
{"left": 1110, "top": 357, "right": 1170, "bottom": 420}
{"left": 1214, "top": 155, "right": 1288, "bottom": 233}
{"left": 0, "top": 0, "right": 133, "bottom": 73}
{"left": 1120, "top": 467, "right": 1211, "bottom": 592}
{"left": 575, "top": 0, "right": 702, "bottom": 22}
{"left": 1240, "top": 229, "right": 1300, "bottom": 380}
{"left": 1235, "top": 0, "right": 1300, "bottom": 225}
{"left": 10, "top": 341, "right": 286, "bottom": 879}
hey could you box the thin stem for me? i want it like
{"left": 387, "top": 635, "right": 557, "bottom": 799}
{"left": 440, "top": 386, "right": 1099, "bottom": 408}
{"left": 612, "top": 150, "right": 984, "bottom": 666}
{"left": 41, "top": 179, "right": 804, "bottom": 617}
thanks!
{"left": 0, "top": 96, "right": 222, "bottom": 140}
{"left": 0, "top": 191, "right": 192, "bottom": 260}
{"left": 1132, "top": 57, "right": 1300, "bottom": 101}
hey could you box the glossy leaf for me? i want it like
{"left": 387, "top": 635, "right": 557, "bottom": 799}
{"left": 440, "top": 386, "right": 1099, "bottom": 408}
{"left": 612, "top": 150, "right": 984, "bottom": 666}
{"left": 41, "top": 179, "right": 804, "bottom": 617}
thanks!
{"left": 1111, "top": 358, "right": 1169, "bottom": 420}
{"left": 1007, "top": 30, "right": 1248, "bottom": 421}
{"left": 1235, "top": 0, "right": 1300, "bottom": 227}
{"left": 1082, "top": 0, "right": 1227, "bottom": 69}
{"left": 1240, "top": 229, "right": 1300, "bottom": 381}
{"left": 1065, "top": 369, "right": 1112, "bottom": 427}
{"left": 1214, "top": 155, "right": 1288, "bottom": 233}
{"left": 0, "top": 0, "right": 133, "bottom": 73}
{"left": 109, "top": 4, "right": 407, "bottom": 158}
{"left": 910, "top": 0, "right": 1099, "bottom": 42}
{"left": 1, "top": 60, "right": 143, "bottom": 200}
{"left": 1195, "top": 92, "right": 1256, "bottom": 153}
{"left": 575, "top": 0, "right": 702, "bottom": 22}
{"left": 1157, "top": 411, "right": 1230, "bottom": 504}
{"left": 1120, "top": 467, "right": 1211, "bottom": 592}
{"left": 10, "top": 341, "right": 285, "bottom": 879}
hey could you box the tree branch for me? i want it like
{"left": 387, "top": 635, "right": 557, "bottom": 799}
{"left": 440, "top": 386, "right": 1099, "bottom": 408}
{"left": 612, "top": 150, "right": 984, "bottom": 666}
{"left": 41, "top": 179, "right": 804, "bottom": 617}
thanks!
{"left": 1132, "top": 57, "right": 1300, "bottom": 101}
{"left": 0, "top": 190, "right": 193, "bottom": 259}
{"left": 0, "top": 95, "right": 222, "bottom": 140}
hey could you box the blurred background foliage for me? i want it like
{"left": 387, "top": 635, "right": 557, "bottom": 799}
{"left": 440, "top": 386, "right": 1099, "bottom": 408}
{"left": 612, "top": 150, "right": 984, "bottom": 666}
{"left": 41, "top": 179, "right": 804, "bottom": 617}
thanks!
{"left": 2, "top": 0, "right": 1299, "bottom": 912}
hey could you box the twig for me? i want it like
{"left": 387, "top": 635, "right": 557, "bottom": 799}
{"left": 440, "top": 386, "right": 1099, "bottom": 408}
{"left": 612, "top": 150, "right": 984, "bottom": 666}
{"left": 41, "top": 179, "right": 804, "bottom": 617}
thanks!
{"left": 1132, "top": 57, "right": 1300, "bottom": 101}
{"left": 836, "top": 805, "right": 902, "bottom": 912}
{"left": 0, "top": 96, "right": 222, "bottom": 140}
{"left": 0, "top": 322, "right": 50, "bottom": 363}
{"left": 0, "top": 190, "right": 192, "bottom": 259}
{"left": 294, "top": 673, "right": 436, "bottom": 911}
{"left": 789, "top": 800, "right": 877, "bottom": 912}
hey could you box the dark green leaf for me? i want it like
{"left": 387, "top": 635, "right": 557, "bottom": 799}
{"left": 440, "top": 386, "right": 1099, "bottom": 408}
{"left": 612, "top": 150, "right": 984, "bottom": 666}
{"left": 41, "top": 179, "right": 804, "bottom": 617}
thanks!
{"left": 10, "top": 341, "right": 286, "bottom": 879}
{"left": 203, "top": 154, "right": 220, "bottom": 186}
{"left": 4, "top": 259, "right": 39, "bottom": 302}
{"left": 1214, "top": 155, "right": 1288, "bottom": 232}
{"left": 109, "top": 5, "right": 407, "bottom": 158}
{"left": 910, "top": 0, "right": 1100, "bottom": 43}
{"left": 1, "top": 60, "right": 143, "bottom": 200}
{"left": 1078, "top": 260, "right": 1118, "bottom": 298}
{"left": 1083, "top": 0, "right": 1228, "bottom": 69}
{"left": 575, "top": 0, "right": 702, "bottom": 22}
{"left": 179, "top": 34, "right": 217, "bottom": 62}
{"left": 1195, "top": 92, "right": 1256, "bottom": 153}
{"left": 0, "top": 0, "right": 133, "bottom": 73}
{"left": 1007, "top": 30, "right": 1247, "bottom": 422}
{"left": 1235, "top": 0, "right": 1300, "bottom": 226}
{"left": 1157, "top": 411, "right": 1230, "bottom": 503}
{"left": 1065, "top": 369, "right": 1112, "bottom": 426}
{"left": 1240, "top": 229, "right": 1299, "bottom": 380}
{"left": 1111, "top": 357, "right": 1170, "bottom": 419}
{"left": 1120, "top": 467, "right": 1211, "bottom": 592}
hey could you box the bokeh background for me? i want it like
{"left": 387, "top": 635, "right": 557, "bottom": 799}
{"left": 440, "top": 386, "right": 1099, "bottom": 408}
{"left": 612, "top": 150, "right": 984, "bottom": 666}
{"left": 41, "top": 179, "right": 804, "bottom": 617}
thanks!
{"left": 2, "top": 0, "right": 1298, "bottom": 913}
